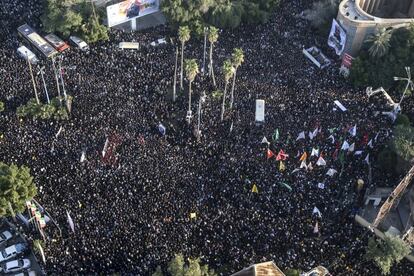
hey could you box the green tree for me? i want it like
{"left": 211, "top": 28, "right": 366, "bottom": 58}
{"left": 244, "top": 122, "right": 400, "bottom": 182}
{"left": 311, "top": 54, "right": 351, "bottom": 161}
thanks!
{"left": 168, "top": 253, "right": 185, "bottom": 276}
{"left": 184, "top": 258, "right": 202, "bottom": 276}
{"left": 221, "top": 59, "right": 235, "bottom": 121}
{"left": 152, "top": 265, "right": 163, "bottom": 276}
{"left": 208, "top": 26, "right": 219, "bottom": 87}
{"left": 184, "top": 59, "right": 199, "bottom": 122}
{"left": 201, "top": 264, "right": 216, "bottom": 276}
{"left": 395, "top": 114, "right": 411, "bottom": 126}
{"left": 0, "top": 163, "right": 37, "bottom": 217}
{"left": 285, "top": 269, "right": 301, "bottom": 276}
{"left": 81, "top": 14, "right": 109, "bottom": 43}
{"left": 303, "top": 0, "right": 339, "bottom": 34}
{"left": 392, "top": 124, "right": 414, "bottom": 163}
{"left": 42, "top": 0, "right": 83, "bottom": 37}
{"left": 230, "top": 47, "right": 244, "bottom": 109}
{"left": 365, "top": 235, "right": 411, "bottom": 275}
{"left": 366, "top": 28, "right": 393, "bottom": 58}
{"left": 179, "top": 26, "right": 191, "bottom": 90}
{"left": 0, "top": 101, "right": 4, "bottom": 112}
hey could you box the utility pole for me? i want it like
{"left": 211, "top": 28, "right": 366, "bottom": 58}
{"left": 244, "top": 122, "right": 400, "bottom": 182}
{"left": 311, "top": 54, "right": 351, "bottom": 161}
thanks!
{"left": 202, "top": 27, "right": 207, "bottom": 76}
{"left": 196, "top": 91, "right": 206, "bottom": 140}
{"left": 26, "top": 52, "right": 40, "bottom": 104}
{"left": 173, "top": 45, "right": 178, "bottom": 102}
{"left": 39, "top": 66, "right": 50, "bottom": 104}
{"left": 58, "top": 58, "right": 71, "bottom": 113}
{"left": 51, "top": 57, "right": 62, "bottom": 103}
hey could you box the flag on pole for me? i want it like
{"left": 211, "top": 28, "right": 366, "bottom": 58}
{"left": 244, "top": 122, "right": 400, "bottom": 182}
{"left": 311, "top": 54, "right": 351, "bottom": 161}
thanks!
{"left": 296, "top": 131, "right": 305, "bottom": 141}
{"left": 364, "top": 154, "right": 370, "bottom": 164}
{"left": 66, "top": 210, "right": 75, "bottom": 233}
{"left": 55, "top": 126, "right": 63, "bottom": 138}
{"left": 39, "top": 217, "right": 46, "bottom": 228}
{"left": 316, "top": 156, "right": 326, "bottom": 166}
{"left": 229, "top": 122, "right": 234, "bottom": 133}
{"left": 311, "top": 148, "right": 319, "bottom": 157}
{"left": 267, "top": 149, "right": 275, "bottom": 159}
{"left": 190, "top": 212, "right": 197, "bottom": 219}
{"left": 279, "top": 161, "right": 286, "bottom": 172}
{"left": 300, "top": 160, "right": 308, "bottom": 169}
{"left": 326, "top": 168, "right": 337, "bottom": 176}
{"left": 307, "top": 162, "right": 313, "bottom": 171}
{"left": 349, "top": 125, "right": 357, "bottom": 136}
{"left": 299, "top": 152, "right": 308, "bottom": 162}
{"left": 318, "top": 183, "right": 325, "bottom": 189}
{"left": 348, "top": 143, "right": 355, "bottom": 152}
{"left": 279, "top": 182, "right": 292, "bottom": 191}
{"left": 362, "top": 133, "right": 369, "bottom": 145}
{"left": 276, "top": 149, "right": 288, "bottom": 161}
{"left": 367, "top": 139, "right": 373, "bottom": 148}
{"left": 261, "top": 136, "right": 270, "bottom": 145}
{"left": 332, "top": 148, "right": 339, "bottom": 160}
{"left": 252, "top": 184, "right": 259, "bottom": 193}
{"left": 309, "top": 128, "right": 318, "bottom": 140}
{"left": 158, "top": 123, "right": 166, "bottom": 136}
{"left": 313, "top": 221, "right": 319, "bottom": 234}
{"left": 26, "top": 201, "right": 31, "bottom": 209}
{"left": 327, "top": 135, "right": 335, "bottom": 144}
{"left": 272, "top": 129, "right": 279, "bottom": 141}
{"left": 354, "top": 150, "right": 363, "bottom": 155}
{"left": 374, "top": 132, "right": 380, "bottom": 142}
{"left": 313, "top": 207, "right": 322, "bottom": 218}
{"left": 341, "top": 140, "right": 350, "bottom": 150}
{"left": 80, "top": 151, "right": 86, "bottom": 163}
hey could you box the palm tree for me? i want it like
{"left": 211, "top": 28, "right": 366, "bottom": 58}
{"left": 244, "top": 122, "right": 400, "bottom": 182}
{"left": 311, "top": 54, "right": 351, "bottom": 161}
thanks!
{"left": 184, "top": 59, "right": 199, "bottom": 123}
{"left": 178, "top": 26, "right": 191, "bottom": 90}
{"left": 208, "top": 26, "right": 219, "bottom": 88}
{"left": 366, "top": 28, "right": 393, "bottom": 58}
{"left": 221, "top": 59, "right": 235, "bottom": 121}
{"left": 230, "top": 48, "right": 244, "bottom": 109}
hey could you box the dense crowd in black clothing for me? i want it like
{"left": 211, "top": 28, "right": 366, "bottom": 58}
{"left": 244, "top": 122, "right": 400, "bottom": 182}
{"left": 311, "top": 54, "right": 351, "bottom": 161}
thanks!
{"left": 1, "top": 0, "right": 414, "bottom": 275}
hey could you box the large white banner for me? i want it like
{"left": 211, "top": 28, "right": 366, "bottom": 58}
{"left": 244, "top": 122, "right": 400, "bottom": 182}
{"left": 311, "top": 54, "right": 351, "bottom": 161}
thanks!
{"left": 328, "top": 19, "right": 346, "bottom": 56}
{"left": 107, "top": 0, "right": 160, "bottom": 27}
{"left": 255, "top": 100, "right": 265, "bottom": 123}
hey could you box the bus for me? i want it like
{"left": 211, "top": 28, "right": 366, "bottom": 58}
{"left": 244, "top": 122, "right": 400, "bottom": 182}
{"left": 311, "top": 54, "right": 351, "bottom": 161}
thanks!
{"left": 17, "top": 24, "right": 58, "bottom": 58}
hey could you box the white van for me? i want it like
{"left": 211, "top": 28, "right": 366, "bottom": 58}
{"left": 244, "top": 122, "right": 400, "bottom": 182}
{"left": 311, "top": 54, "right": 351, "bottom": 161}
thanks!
{"left": 17, "top": 46, "right": 39, "bottom": 64}
{"left": 69, "top": 36, "right": 89, "bottom": 51}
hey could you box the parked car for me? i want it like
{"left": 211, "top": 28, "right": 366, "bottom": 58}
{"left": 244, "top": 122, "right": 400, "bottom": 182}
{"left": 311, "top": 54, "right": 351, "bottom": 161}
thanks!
{"left": 0, "top": 243, "right": 27, "bottom": 263}
{"left": 150, "top": 38, "right": 167, "bottom": 47}
{"left": 69, "top": 36, "right": 89, "bottom": 51}
{"left": 16, "top": 46, "right": 39, "bottom": 65}
{"left": 44, "top": 34, "right": 70, "bottom": 52}
{"left": 0, "top": 230, "right": 13, "bottom": 244}
{"left": 1, "top": 259, "right": 31, "bottom": 273}
{"left": 13, "top": 270, "right": 36, "bottom": 276}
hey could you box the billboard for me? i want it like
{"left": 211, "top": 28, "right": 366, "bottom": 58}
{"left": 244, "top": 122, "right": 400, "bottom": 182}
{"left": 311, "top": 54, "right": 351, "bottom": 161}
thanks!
{"left": 328, "top": 19, "right": 346, "bottom": 56}
{"left": 107, "top": 0, "right": 160, "bottom": 27}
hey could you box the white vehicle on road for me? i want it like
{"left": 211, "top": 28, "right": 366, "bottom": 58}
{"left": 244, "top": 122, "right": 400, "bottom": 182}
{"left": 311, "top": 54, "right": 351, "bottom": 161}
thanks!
{"left": 0, "top": 230, "right": 13, "bottom": 244}
{"left": 0, "top": 243, "right": 27, "bottom": 263}
{"left": 1, "top": 259, "right": 31, "bottom": 273}
{"left": 17, "top": 46, "right": 39, "bottom": 65}
{"left": 150, "top": 38, "right": 167, "bottom": 47}
{"left": 69, "top": 36, "right": 89, "bottom": 51}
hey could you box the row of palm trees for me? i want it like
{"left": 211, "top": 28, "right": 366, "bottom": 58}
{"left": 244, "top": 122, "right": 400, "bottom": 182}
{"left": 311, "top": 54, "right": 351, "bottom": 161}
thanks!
{"left": 174, "top": 26, "right": 245, "bottom": 126}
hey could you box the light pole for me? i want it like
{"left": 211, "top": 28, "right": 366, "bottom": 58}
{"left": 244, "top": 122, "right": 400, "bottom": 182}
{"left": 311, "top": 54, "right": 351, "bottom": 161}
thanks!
{"left": 394, "top": 67, "right": 413, "bottom": 107}
{"left": 38, "top": 66, "right": 50, "bottom": 104}
{"left": 51, "top": 57, "right": 62, "bottom": 104}
{"left": 196, "top": 91, "right": 206, "bottom": 139}
{"left": 26, "top": 51, "right": 40, "bottom": 104}
{"left": 202, "top": 27, "right": 207, "bottom": 75}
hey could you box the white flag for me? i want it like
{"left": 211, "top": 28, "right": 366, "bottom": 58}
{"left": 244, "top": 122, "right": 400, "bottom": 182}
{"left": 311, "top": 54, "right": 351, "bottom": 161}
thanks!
{"left": 311, "top": 148, "right": 319, "bottom": 157}
{"left": 313, "top": 207, "right": 322, "bottom": 218}
{"left": 291, "top": 168, "right": 301, "bottom": 174}
{"left": 349, "top": 125, "right": 357, "bottom": 136}
{"left": 229, "top": 122, "right": 234, "bottom": 133}
{"left": 316, "top": 156, "right": 326, "bottom": 166}
{"left": 296, "top": 131, "right": 305, "bottom": 141}
{"left": 55, "top": 126, "right": 63, "bottom": 138}
{"left": 300, "top": 160, "right": 308, "bottom": 169}
{"left": 326, "top": 168, "right": 337, "bottom": 176}
{"left": 367, "top": 139, "right": 373, "bottom": 148}
{"left": 102, "top": 138, "right": 109, "bottom": 158}
{"left": 309, "top": 128, "right": 318, "bottom": 140}
{"left": 374, "top": 132, "right": 380, "bottom": 142}
{"left": 261, "top": 136, "right": 270, "bottom": 145}
{"left": 318, "top": 183, "right": 325, "bottom": 189}
{"left": 80, "top": 151, "right": 86, "bottom": 163}
{"left": 295, "top": 150, "right": 300, "bottom": 158}
{"left": 341, "top": 140, "right": 350, "bottom": 151}
{"left": 327, "top": 135, "right": 335, "bottom": 144}
{"left": 66, "top": 210, "right": 75, "bottom": 233}
{"left": 354, "top": 150, "right": 363, "bottom": 155}
{"left": 307, "top": 162, "right": 313, "bottom": 171}
{"left": 348, "top": 143, "right": 355, "bottom": 152}
{"left": 364, "top": 154, "right": 370, "bottom": 164}
{"left": 313, "top": 221, "right": 319, "bottom": 233}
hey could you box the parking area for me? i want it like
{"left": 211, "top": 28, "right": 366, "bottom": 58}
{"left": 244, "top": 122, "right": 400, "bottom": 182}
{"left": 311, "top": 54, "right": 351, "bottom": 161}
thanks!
{"left": 0, "top": 220, "right": 44, "bottom": 275}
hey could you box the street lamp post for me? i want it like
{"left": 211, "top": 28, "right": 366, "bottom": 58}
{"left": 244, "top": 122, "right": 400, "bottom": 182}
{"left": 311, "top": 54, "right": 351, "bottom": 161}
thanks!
{"left": 202, "top": 27, "right": 207, "bottom": 76}
{"left": 39, "top": 66, "right": 50, "bottom": 104}
{"left": 394, "top": 67, "right": 413, "bottom": 107}
{"left": 196, "top": 91, "right": 206, "bottom": 139}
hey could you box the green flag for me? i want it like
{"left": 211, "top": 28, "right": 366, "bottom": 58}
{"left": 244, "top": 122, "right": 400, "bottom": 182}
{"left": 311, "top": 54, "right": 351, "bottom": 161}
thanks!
{"left": 339, "top": 151, "right": 345, "bottom": 166}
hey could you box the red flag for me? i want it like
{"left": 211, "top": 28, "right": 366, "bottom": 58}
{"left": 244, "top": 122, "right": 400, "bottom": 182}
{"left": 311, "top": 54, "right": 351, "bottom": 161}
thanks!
{"left": 332, "top": 148, "right": 339, "bottom": 160}
{"left": 267, "top": 149, "right": 275, "bottom": 159}
{"left": 362, "top": 133, "right": 369, "bottom": 145}
{"left": 276, "top": 150, "right": 288, "bottom": 161}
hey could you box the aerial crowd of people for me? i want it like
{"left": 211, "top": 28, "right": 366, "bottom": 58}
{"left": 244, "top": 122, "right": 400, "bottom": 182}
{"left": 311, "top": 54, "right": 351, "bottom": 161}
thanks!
{"left": 1, "top": 0, "right": 414, "bottom": 275}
